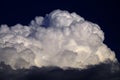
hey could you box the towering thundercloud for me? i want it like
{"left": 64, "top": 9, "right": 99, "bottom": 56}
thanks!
{"left": 0, "top": 10, "right": 117, "bottom": 69}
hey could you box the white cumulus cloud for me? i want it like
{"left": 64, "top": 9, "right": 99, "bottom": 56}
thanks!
{"left": 0, "top": 9, "right": 117, "bottom": 69}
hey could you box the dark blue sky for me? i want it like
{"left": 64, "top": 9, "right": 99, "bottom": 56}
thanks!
{"left": 0, "top": 0, "right": 120, "bottom": 61}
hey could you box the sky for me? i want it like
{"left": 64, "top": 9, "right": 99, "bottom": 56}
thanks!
{"left": 0, "top": 0, "right": 120, "bottom": 80}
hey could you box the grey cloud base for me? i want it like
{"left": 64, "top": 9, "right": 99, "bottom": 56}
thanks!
{"left": 0, "top": 10, "right": 117, "bottom": 69}
{"left": 0, "top": 61, "right": 120, "bottom": 80}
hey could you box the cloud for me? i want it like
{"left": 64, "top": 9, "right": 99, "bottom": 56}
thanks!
{"left": 0, "top": 9, "right": 117, "bottom": 69}
{"left": 0, "top": 61, "right": 120, "bottom": 80}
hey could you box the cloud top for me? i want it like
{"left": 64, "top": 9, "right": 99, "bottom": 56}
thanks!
{"left": 0, "top": 10, "right": 117, "bottom": 69}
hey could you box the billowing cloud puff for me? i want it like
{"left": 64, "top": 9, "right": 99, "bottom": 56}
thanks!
{"left": 0, "top": 10, "right": 117, "bottom": 69}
